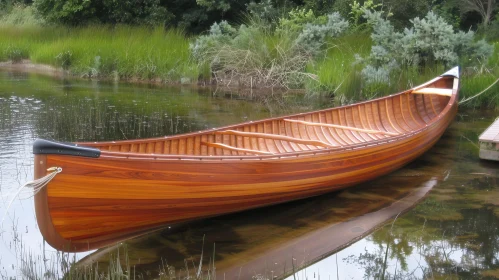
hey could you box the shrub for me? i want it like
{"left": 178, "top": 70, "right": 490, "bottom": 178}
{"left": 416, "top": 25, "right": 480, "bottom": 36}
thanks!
{"left": 189, "top": 20, "right": 237, "bottom": 63}
{"left": 361, "top": 11, "right": 494, "bottom": 85}
{"left": 295, "top": 12, "right": 349, "bottom": 55}
{"left": 277, "top": 8, "right": 326, "bottom": 34}
{"left": 246, "top": 0, "right": 279, "bottom": 25}
{"left": 0, "top": 4, "right": 44, "bottom": 26}
{"left": 190, "top": 13, "right": 349, "bottom": 88}
{"left": 34, "top": 0, "right": 172, "bottom": 26}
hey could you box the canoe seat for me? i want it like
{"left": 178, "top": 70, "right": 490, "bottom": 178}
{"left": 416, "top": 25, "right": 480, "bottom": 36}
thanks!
{"left": 412, "top": 88, "right": 453, "bottom": 96}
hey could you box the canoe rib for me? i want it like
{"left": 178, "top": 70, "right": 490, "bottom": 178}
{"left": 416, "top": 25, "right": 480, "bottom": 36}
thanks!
{"left": 284, "top": 119, "right": 398, "bottom": 136}
{"left": 216, "top": 130, "right": 335, "bottom": 148}
{"left": 201, "top": 141, "right": 273, "bottom": 155}
{"left": 32, "top": 69, "right": 459, "bottom": 252}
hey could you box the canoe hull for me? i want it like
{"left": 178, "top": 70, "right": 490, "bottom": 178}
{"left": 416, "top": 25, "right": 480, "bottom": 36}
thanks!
{"left": 34, "top": 100, "right": 456, "bottom": 252}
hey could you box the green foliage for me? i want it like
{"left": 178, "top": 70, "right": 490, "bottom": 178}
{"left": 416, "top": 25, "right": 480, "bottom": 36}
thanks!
{"left": 196, "top": 0, "right": 231, "bottom": 12}
{"left": 190, "top": 13, "right": 348, "bottom": 88}
{"left": 246, "top": 0, "right": 279, "bottom": 24}
{"left": 33, "top": 0, "right": 95, "bottom": 25}
{"left": 381, "top": 0, "right": 430, "bottom": 29}
{"left": 0, "top": 25, "right": 198, "bottom": 82}
{"left": 190, "top": 20, "right": 237, "bottom": 63}
{"left": 55, "top": 50, "right": 72, "bottom": 69}
{"left": 349, "top": 0, "right": 382, "bottom": 27}
{"left": 0, "top": 4, "right": 43, "bottom": 26}
{"left": 277, "top": 8, "right": 326, "bottom": 34}
{"left": 486, "top": 14, "right": 499, "bottom": 40}
{"left": 192, "top": 21, "right": 308, "bottom": 88}
{"left": 361, "top": 11, "right": 494, "bottom": 86}
{"left": 33, "top": 0, "right": 172, "bottom": 26}
{"left": 431, "top": 1, "right": 461, "bottom": 29}
{"left": 300, "top": 0, "right": 334, "bottom": 16}
{"left": 3, "top": 45, "right": 26, "bottom": 62}
{"left": 296, "top": 12, "right": 349, "bottom": 55}
{"left": 0, "top": 0, "right": 32, "bottom": 16}
{"left": 306, "top": 34, "right": 370, "bottom": 100}
{"left": 331, "top": 0, "right": 352, "bottom": 19}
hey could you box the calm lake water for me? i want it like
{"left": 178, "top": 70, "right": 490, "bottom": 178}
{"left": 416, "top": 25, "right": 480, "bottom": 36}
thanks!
{"left": 0, "top": 70, "right": 498, "bottom": 279}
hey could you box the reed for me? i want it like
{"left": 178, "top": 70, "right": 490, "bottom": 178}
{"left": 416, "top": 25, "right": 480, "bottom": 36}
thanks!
{"left": 306, "top": 33, "right": 371, "bottom": 100}
{"left": 16, "top": 244, "right": 216, "bottom": 279}
{"left": 0, "top": 25, "right": 199, "bottom": 83}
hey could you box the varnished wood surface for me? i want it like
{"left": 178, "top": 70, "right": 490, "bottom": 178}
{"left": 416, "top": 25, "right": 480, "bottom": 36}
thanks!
{"left": 34, "top": 75, "right": 459, "bottom": 252}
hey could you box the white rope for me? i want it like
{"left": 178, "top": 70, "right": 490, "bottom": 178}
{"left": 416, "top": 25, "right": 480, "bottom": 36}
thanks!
{"left": 459, "top": 76, "right": 499, "bottom": 105}
{"left": 1, "top": 167, "right": 62, "bottom": 226}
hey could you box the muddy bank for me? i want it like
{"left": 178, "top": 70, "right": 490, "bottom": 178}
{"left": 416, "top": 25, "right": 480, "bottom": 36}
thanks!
{"left": 0, "top": 60, "right": 67, "bottom": 76}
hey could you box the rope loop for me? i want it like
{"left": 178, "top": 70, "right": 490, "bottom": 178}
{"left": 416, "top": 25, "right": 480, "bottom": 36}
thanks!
{"left": 1, "top": 166, "right": 62, "bottom": 226}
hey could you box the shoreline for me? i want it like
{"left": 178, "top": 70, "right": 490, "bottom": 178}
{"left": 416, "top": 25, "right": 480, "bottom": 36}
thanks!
{"left": 0, "top": 60, "right": 305, "bottom": 96}
{"left": 0, "top": 60, "right": 68, "bottom": 77}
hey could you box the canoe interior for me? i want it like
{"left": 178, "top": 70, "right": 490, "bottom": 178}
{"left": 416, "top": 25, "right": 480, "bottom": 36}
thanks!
{"left": 83, "top": 77, "right": 453, "bottom": 157}
{"left": 34, "top": 74, "right": 457, "bottom": 252}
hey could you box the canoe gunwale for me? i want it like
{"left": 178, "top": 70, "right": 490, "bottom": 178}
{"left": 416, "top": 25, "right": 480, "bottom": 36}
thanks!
{"left": 33, "top": 70, "right": 459, "bottom": 252}
{"left": 90, "top": 77, "right": 458, "bottom": 161}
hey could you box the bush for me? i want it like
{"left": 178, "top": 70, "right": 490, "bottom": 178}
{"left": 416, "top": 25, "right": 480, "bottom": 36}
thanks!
{"left": 277, "top": 8, "right": 326, "bottom": 34}
{"left": 246, "top": 0, "right": 279, "bottom": 25}
{"left": 33, "top": 0, "right": 172, "bottom": 26}
{"left": 361, "top": 11, "right": 494, "bottom": 85}
{"left": 0, "top": 4, "right": 44, "bottom": 26}
{"left": 190, "top": 13, "right": 349, "bottom": 88}
{"left": 295, "top": 12, "right": 349, "bottom": 55}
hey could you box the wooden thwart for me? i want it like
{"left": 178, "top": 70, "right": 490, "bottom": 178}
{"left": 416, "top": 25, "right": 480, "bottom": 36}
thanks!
{"left": 216, "top": 130, "right": 335, "bottom": 147}
{"left": 412, "top": 87, "right": 453, "bottom": 97}
{"left": 201, "top": 142, "right": 273, "bottom": 155}
{"left": 284, "top": 119, "right": 398, "bottom": 136}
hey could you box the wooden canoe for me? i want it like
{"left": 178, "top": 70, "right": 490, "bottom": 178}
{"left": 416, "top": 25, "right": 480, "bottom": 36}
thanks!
{"left": 33, "top": 67, "right": 459, "bottom": 252}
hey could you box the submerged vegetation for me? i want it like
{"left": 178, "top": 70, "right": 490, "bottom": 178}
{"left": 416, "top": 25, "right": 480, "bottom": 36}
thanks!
{"left": 0, "top": 0, "right": 498, "bottom": 108}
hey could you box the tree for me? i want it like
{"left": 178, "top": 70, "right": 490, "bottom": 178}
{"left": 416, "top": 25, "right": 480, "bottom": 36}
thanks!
{"left": 458, "top": 0, "right": 497, "bottom": 28}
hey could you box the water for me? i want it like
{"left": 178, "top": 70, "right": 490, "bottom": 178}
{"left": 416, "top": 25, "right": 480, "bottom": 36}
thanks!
{"left": 0, "top": 70, "right": 497, "bottom": 279}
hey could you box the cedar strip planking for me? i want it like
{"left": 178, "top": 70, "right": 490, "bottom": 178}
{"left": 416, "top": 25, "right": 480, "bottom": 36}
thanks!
{"left": 33, "top": 74, "right": 458, "bottom": 252}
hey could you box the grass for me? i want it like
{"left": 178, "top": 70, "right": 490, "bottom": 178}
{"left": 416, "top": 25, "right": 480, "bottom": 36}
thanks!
{"left": 458, "top": 41, "right": 499, "bottom": 108}
{"left": 17, "top": 244, "right": 216, "bottom": 279}
{"left": 305, "top": 33, "right": 370, "bottom": 102}
{"left": 0, "top": 25, "right": 200, "bottom": 83}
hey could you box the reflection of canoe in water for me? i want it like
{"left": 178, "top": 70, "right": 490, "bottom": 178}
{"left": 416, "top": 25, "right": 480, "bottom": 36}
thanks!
{"left": 80, "top": 168, "right": 446, "bottom": 278}
{"left": 33, "top": 67, "right": 459, "bottom": 252}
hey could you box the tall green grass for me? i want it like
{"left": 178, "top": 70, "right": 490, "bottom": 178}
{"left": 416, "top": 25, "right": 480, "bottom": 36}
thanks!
{"left": 0, "top": 25, "right": 200, "bottom": 83}
{"left": 306, "top": 34, "right": 371, "bottom": 102}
